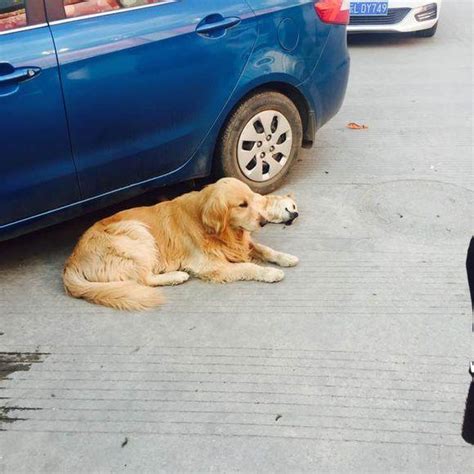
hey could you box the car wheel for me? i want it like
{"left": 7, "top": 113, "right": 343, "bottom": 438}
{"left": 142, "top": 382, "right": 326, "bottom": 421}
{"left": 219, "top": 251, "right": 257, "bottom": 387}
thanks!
{"left": 215, "top": 91, "right": 303, "bottom": 194}
{"left": 414, "top": 22, "right": 438, "bottom": 38}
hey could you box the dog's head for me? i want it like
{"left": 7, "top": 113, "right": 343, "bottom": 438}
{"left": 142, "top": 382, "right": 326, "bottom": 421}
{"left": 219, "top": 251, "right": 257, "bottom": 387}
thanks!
{"left": 201, "top": 178, "right": 267, "bottom": 235}
{"left": 263, "top": 193, "right": 299, "bottom": 225}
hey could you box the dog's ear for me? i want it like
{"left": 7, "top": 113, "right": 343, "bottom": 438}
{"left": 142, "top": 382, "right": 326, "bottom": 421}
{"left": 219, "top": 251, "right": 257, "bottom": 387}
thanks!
{"left": 201, "top": 192, "right": 228, "bottom": 235}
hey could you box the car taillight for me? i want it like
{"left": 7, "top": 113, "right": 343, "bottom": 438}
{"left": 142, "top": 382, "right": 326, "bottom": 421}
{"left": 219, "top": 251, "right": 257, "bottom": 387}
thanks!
{"left": 314, "top": 0, "right": 350, "bottom": 25}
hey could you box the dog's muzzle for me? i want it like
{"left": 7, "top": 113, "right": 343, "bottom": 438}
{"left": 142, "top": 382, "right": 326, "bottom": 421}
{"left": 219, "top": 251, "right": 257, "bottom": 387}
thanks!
{"left": 285, "top": 211, "right": 299, "bottom": 226}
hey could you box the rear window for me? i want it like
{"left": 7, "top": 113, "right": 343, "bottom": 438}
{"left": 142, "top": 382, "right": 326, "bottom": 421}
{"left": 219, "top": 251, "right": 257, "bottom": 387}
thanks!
{"left": 0, "top": 0, "right": 27, "bottom": 32}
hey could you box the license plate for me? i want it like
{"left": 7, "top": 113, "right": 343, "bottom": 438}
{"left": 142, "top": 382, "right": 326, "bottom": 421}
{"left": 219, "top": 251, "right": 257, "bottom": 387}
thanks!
{"left": 350, "top": 1, "right": 389, "bottom": 16}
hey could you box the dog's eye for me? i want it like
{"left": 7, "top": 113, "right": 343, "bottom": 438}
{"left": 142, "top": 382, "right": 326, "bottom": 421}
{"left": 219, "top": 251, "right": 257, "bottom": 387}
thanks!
{"left": 239, "top": 201, "right": 248, "bottom": 208}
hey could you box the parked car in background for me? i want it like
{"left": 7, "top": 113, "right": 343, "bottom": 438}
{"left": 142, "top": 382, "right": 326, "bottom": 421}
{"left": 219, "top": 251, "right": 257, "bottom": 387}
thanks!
{"left": 348, "top": 0, "right": 441, "bottom": 37}
{"left": 0, "top": 0, "right": 349, "bottom": 241}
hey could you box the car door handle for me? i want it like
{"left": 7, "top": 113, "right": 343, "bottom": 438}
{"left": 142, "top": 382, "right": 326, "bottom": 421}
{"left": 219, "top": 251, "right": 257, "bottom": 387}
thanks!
{"left": 196, "top": 16, "right": 241, "bottom": 36}
{"left": 0, "top": 67, "right": 41, "bottom": 85}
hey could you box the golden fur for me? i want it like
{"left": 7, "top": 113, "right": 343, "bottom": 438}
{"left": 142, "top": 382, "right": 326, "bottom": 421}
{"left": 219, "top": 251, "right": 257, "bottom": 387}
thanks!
{"left": 63, "top": 178, "right": 298, "bottom": 311}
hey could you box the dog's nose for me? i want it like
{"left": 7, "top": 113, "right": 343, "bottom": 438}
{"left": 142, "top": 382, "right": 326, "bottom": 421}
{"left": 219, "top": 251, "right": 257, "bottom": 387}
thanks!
{"left": 285, "top": 212, "right": 299, "bottom": 226}
{"left": 259, "top": 217, "right": 268, "bottom": 227}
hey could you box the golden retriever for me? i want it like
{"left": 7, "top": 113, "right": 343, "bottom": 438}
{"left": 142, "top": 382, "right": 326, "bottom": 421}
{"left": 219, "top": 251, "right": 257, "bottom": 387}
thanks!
{"left": 63, "top": 178, "right": 299, "bottom": 311}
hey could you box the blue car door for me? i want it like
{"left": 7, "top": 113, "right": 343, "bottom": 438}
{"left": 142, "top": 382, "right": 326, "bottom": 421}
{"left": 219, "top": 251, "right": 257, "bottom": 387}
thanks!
{"left": 0, "top": 1, "right": 81, "bottom": 228}
{"left": 47, "top": 0, "right": 257, "bottom": 199}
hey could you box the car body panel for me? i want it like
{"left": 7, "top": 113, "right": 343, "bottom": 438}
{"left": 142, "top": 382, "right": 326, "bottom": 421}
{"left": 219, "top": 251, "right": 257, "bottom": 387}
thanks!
{"left": 300, "top": 26, "right": 350, "bottom": 128}
{"left": 188, "top": 18, "right": 350, "bottom": 177}
{"left": 244, "top": 1, "right": 332, "bottom": 84}
{"left": 49, "top": 0, "right": 257, "bottom": 199}
{"left": 348, "top": 0, "right": 442, "bottom": 33}
{"left": 0, "top": 26, "right": 81, "bottom": 227}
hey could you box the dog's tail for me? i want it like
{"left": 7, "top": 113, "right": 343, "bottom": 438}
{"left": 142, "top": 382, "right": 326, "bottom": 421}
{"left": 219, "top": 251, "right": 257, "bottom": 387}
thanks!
{"left": 63, "top": 266, "right": 163, "bottom": 311}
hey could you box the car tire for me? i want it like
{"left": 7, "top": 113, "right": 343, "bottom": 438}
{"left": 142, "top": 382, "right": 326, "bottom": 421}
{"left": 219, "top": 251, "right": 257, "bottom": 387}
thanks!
{"left": 215, "top": 91, "right": 303, "bottom": 194}
{"left": 414, "top": 21, "right": 438, "bottom": 38}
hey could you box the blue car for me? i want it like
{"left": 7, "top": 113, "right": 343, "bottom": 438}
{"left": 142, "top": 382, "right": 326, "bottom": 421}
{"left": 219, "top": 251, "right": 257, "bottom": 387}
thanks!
{"left": 0, "top": 0, "right": 350, "bottom": 240}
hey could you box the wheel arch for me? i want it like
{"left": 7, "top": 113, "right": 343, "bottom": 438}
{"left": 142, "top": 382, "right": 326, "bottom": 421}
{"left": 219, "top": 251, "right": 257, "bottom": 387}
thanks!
{"left": 255, "top": 82, "right": 316, "bottom": 148}
{"left": 214, "top": 81, "right": 316, "bottom": 158}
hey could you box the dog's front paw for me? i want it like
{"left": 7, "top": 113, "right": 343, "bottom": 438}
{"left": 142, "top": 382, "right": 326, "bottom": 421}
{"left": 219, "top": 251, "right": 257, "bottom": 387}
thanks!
{"left": 277, "top": 253, "right": 299, "bottom": 267}
{"left": 261, "top": 267, "right": 285, "bottom": 283}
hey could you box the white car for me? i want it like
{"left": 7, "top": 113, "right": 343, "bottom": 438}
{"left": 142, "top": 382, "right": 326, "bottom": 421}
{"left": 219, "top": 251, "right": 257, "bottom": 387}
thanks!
{"left": 347, "top": 0, "right": 441, "bottom": 37}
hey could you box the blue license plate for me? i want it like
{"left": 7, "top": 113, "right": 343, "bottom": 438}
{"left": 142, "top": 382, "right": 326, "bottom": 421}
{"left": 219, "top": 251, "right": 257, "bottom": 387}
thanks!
{"left": 350, "top": 2, "right": 389, "bottom": 16}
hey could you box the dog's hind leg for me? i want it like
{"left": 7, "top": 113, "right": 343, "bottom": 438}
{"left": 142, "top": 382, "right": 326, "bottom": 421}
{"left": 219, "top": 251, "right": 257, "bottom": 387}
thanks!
{"left": 97, "top": 220, "right": 164, "bottom": 284}
{"left": 251, "top": 242, "right": 299, "bottom": 267}
{"left": 107, "top": 223, "right": 189, "bottom": 287}
{"left": 142, "top": 271, "right": 190, "bottom": 287}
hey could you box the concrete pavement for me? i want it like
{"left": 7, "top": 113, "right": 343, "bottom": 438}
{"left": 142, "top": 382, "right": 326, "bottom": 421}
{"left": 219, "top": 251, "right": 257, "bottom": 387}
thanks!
{"left": 0, "top": 2, "right": 472, "bottom": 472}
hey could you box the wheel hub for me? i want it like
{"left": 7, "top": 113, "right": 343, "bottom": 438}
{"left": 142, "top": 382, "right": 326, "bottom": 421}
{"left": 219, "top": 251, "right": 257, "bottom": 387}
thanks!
{"left": 237, "top": 110, "right": 293, "bottom": 182}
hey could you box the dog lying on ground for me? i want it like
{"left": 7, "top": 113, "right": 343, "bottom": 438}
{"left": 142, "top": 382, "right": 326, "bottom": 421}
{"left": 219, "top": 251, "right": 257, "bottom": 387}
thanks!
{"left": 63, "top": 178, "right": 299, "bottom": 311}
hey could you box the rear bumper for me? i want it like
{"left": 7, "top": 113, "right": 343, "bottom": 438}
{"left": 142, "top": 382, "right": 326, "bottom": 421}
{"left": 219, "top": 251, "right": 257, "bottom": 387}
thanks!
{"left": 348, "top": 1, "right": 441, "bottom": 33}
{"left": 300, "top": 26, "right": 350, "bottom": 133}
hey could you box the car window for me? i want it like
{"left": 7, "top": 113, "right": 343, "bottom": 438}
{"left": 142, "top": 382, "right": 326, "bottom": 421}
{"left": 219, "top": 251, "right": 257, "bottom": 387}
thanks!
{"left": 63, "top": 0, "right": 167, "bottom": 19}
{"left": 0, "top": 0, "right": 27, "bottom": 32}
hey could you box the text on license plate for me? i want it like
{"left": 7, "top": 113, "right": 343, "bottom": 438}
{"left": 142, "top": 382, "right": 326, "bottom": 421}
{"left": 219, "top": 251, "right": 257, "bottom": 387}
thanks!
{"left": 350, "top": 2, "right": 389, "bottom": 16}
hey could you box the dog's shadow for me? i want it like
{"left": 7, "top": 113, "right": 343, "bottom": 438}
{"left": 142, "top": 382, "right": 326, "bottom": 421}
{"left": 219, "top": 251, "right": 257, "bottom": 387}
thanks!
{"left": 0, "top": 212, "right": 95, "bottom": 274}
